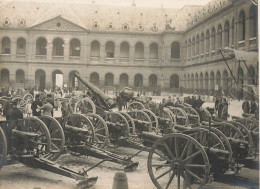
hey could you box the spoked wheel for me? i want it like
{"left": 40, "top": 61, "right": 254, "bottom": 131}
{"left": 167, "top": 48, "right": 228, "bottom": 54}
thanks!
{"left": 23, "top": 94, "right": 34, "bottom": 104}
{"left": 67, "top": 114, "right": 95, "bottom": 144}
{"left": 159, "top": 108, "right": 174, "bottom": 132}
{"left": 232, "top": 117, "right": 259, "bottom": 134}
{"left": 148, "top": 133, "right": 210, "bottom": 189}
{"left": 74, "top": 97, "right": 96, "bottom": 114}
{"left": 128, "top": 110, "right": 152, "bottom": 133}
{"left": 0, "top": 127, "right": 7, "bottom": 169}
{"left": 39, "top": 115, "right": 65, "bottom": 161}
{"left": 22, "top": 117, "right": 51, "bottom": 155}
{"left": 141, "top": 109, "right": 159, "bottom": 131}
{"left": 12, "top": 97, "right": 26, "bottom": 113}
{"left": 68, "top": 97, "right": 80, "bottom": 113}
{"left": 127, "top": 101, "right": 145, "bottom": 111}
{"left": 164, "top": 108, "right": 177, "bottom": 128}
{"left": 86, "top": 113, "right": 109, "bottom": 148}
{"left": 169, "top": 107, "right": 189, "bottom": 126}
{"left": 106, "top": 112, "right": 130, "bottom": 138}
{"left": 200, "top": 108, "right": 211, "bottom": 122}
{"left": 184, "top": 107, "right": 200, "bottom": 125}
{"left": 119, "top": 111, "right": 136, "bottom": 135}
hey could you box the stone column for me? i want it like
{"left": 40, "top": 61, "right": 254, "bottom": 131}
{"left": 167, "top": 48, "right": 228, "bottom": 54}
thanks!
{"left": 28, "top": 37, "right": 34, "bottom": 60}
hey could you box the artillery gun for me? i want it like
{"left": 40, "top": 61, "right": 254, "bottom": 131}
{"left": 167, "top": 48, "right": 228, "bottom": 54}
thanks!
{"left": 0, "top": 117, "right": 98, "bottom": 188}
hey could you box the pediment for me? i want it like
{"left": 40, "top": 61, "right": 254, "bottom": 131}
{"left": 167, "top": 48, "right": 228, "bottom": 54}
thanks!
{"left": 30, "top": 16, "right": 86, "bottom": 32}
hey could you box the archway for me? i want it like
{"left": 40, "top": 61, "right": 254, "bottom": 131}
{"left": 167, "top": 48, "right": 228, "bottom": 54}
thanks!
{"left": 35, "top": 69, "right": 45, "bottom": 91}
{"left": 90, "top": 72, "right": 99, "bottom": 85}
{"left": 105, "top": 73, "right": 114, "bottom": 86}
{"left": 210, "top": 72, "right": 215, "bottom": 95}
{"left": 134, "top": 74, "right": 143, "bottom": 87}
{"left": 1, "top": 69, "right": 9, "bottom": 87}
{"left": 69, "top": 71, "right": 79, "bottom": 90}
{"left": 149, "top": 74, "right": 157, "bottom": 88}
{"left": 16, "top": 69, "right": 25, "bottom": 83}
{"left": 119, "top": 73, "right": 129, "bottom": 86}
{"left": 170, "top": 74, "right": 179, "bottom": 88}
{"left": 52, "top": 70, "right": 63, "bottom": 90}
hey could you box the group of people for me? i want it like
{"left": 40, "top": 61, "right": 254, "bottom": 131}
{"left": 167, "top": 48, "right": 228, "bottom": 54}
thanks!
{"left": 242, "top": 98, "right": 258, "bottom": 118}
{"left": 214, "top": 97, "right": 229, "bottom": 120}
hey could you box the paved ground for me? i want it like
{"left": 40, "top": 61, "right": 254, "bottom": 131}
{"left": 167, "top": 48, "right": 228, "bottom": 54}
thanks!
{"left": 0, "top": 95, "right": 259, "bottom": 189}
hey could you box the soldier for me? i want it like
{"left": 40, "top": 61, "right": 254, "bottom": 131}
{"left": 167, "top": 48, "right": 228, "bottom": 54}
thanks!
{"left": 242, "top": 98, "right": 250, "bottom": 114}
{"left": 31, "top": 94, "right": 43, "bottom": 116}
{"left": 10, "top": 102, "right": 23, "bottom": 120}
{"left": 37, "top": 99, "right": 53, "bottom": 116}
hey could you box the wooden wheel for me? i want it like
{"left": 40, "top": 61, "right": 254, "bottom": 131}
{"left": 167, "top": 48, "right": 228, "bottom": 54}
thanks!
{"left": 22, "top": 117, "right": 51, "bottom": 155}
{"left": 68, "top": 97, "right": 80, "bottom": 113}
{"left": 200, "top": 108, "right": 211, "bottom": 122}
{"left": 228, "top": 120, "right": 254, "bottom": 156}
{"left": 160, "top": 108, "right": 174, "bottom": 131}
{"left": 0, "top": 127, "right": 7, "bottom": 169}
{"left": 106, "top": 112, "right": 130, "bottom": 138}
{"left": 169, "top": 107, "right": 189, "bottom": 126}
{"left": 128, "top": 110, "right": 152, "bottom": 133}
{"left": 67, "top": 114, "right": 95, "bottom": 144}
{"left": 39, "top": 115, "right": 65, "bottom": 161}
{"left": 127, "top": 101, "right": 145, "bottom": 111}
{"left": 147, "top": 133, "right": 210, "bottom": 189}
{"left": 232, "top": 117, "right": 259, "bottom": 133}
{"left": 200, "top": 126, "right": 233, "bottom": 162}
{"left": 23, "top": 94, "right": 34, "bottom": 104}
{"left": 12, "top": 97, "right": 26, "bottom": 113}
{"left": 86, "top": 113, "right": 109, "bottom": 149}
{"left": 118, "top": 111, "right": 136, "bottom": 135}
{"left": 141, "top": 109, "right": 159, "bottom": 130}
{"left": 164, "top": 108, "right": 177, "bottom": 127}
{"left": 184, "top": 107, "right": 200, "bottom": 124}
{"left": 74, "top": 97, "right": 96, "bottom": 114}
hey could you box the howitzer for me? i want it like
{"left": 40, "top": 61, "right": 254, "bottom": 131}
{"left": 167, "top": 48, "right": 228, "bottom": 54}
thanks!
{"left": 74, "top": 72, "right": 116, "bottom": 110}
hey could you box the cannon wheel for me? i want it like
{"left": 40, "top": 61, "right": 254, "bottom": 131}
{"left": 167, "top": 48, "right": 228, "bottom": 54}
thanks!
{"left": 0, "top": 127, "right": 7, "bottom": 169}
{"left": 164, "top": 108, "right": 177, "bottom": 128}
{"left": 232, "top": 117, "right": 259, "bottom": 133}
{"left": 23, "top": 93, "right": 34, "bottom": 104}
{"left": 39, "top": 115, "right": 65, "bottom": 161}
{"left": 228, "top": 120, "right": 254, "bottom": 155}
{"left": 184, "top": 107, "right": 200, "bottom": 124}
{"left": 147, "top": 133, "right": 210, "bottom": 189}
{"left": 74, "top": 97, "right": 96, "bottom": 114}
{"left": 119, "top": 111, "right": 136, "bottom": 135}
{"left": 109, "top": 112, "right": 130, "bottom": 137}
{"left": 87, "top": 113, "right": 109, "bottom": 149}
{"left": 141, "top": 109, "right": 159, "bottom": 131}
{"left": 201, "top": 126, "right": 233, "bottom": 162}
{"left": 25, "top": 117, "right": 51, "bottom": 154}
{"left": 68, "top": 97, "right": 79, "bottom": 113}
{"left": 69, "top": 114, "right": 96, "bottom": 144}
{"left": 127, "top": 101, "right": 145, "bottom": 111}
{"left": 12, "top": 97, "right": 26, "bottom": 113}
{"left": 128, "top": 110, "right": 152, "bottom": 133}
{"left": 169, "top": 107, "right": 189, "bottom": 126}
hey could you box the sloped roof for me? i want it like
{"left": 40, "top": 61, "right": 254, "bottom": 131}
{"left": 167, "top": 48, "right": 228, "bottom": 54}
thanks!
{"left": 0, "top": 1, "right": 202, "bottom": 32}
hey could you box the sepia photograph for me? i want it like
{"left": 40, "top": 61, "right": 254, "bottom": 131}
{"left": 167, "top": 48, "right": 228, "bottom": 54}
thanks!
{"left": 0, "top": 0, "right": 259, "bottom": 188}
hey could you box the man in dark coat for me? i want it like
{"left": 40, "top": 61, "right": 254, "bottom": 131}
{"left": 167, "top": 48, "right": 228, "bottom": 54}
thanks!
{"left": 10, "top": 102, "right": 23, "bottom": 120}
{"left": 3, "top": 98, "right": 13, "bottom": 120}
{"left": 250, "top": 99, "right": 257, "bottom": 114}
{"left": 31, "top": 95, "right": 43, "bottom": 116}
{"left": 242, "top": 98, "right": 250, "bottom": 114}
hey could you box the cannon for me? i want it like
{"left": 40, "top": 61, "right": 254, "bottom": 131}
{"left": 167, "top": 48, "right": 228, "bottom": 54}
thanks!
{"left": 0, "top": 118, "right": 98, "bottom": 188}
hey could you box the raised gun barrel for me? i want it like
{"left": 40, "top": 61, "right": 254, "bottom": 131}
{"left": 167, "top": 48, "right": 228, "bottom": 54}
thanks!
{"left": 74, "top": 72, "right": 116, "bottom": 110}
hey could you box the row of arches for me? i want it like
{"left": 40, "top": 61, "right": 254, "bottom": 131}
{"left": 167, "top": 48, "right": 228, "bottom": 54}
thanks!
{"left": 184, "top": 66, "right": 257, "bottom": 95}
{"left": 186, "top": 5, "right": 258, "bottom": 58}
{"left": 1, "top": 37, "right": 181, "bottom": 60}
{"left": 0, "top": 69, "right": 180, "bottom": 90}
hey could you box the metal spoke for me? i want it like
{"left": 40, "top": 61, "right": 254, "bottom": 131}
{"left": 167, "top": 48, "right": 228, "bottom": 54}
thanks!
{"left": 95, "top": 134, "right": 106, "bottom": 138}
{"left": 180, "top": 141, "right": 189, "bottom": 159}
{"left": 166, "top": 170, "right": 176, "bottom": 189}
{"left": 182, "top": 171, "right": 192, "bottom": 189}
{"left": 51, "top": 138, "right": 62, "bottom": 141}
{"left": 51, "top": 142, "right": 60, "bottom": 151}
{"left": 95, "top": 128, "right": 105, "bottom": 132}
{"left": 154, "top": 151, "right": 171, "bottom": 162}
{"left": 151, "top": 163, "right": 171, "bottom": 167}
{"left": 163, "top": 142, "right": 175, "bottom": 160}
{"left": 175, "top": 137, "right": 179, "bottom": 158}
{"left": 51, "top": 129, "right": 60, "bottom": 136}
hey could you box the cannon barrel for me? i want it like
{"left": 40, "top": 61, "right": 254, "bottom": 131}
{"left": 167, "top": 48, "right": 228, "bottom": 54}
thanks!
{"left": 74, "top": 72, "right": 116, "bottom": 109}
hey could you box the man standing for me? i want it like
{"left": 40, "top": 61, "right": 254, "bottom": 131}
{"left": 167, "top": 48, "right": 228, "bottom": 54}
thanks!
{"left": 37, "top": 99, "right": 53, "bottom": 116}
{"left": 242, "top": 98, "right": 250, "bottom": 114}
{"left": 250, "top": 99, "right": 257, "bottom": 115}
{"left": 31, "top": 94, "right": 43, "bottom": 116}
{"left": 3, "top": 98, "right": 13, "bottom": 120}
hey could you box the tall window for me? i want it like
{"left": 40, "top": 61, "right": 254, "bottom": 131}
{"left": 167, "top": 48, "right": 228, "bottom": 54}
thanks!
{"left": 1, "top": 37, "right": 10, "bottom": 54}
{"left": 206, "top": 30, "right": 210, "bottom": 52}
{"left": 70, "top": 39, "right": 80, "bottom": 56}
{"left": 36, "top": 37, "right": 47, "bottom": 55}
{"left": 149, "top": 43, "right": 158, "bottom": 59}
{"left": 249, "top": 5, "right": 258, "bottom": 38}
{"left": 216, "top": 24, "right": 222, "bottom": 49}
{"left": 90, "top": 41, "right": 100, "bottom": 57}
{"left": 16, "top": 38, "right": 26, "bottom": 54}
{"left": 171, "top": 42, "right": 180, "bottom": 59}
{"left": 224, "top": 21, "right": 230, "bottom": 47}
{"left": 192, "top": 37, "right": 195, "bottom": 57}
{"left": 211, "top": 27, "right": 216, "bottom": 51}
{"left": 52, "top": 38, "right": 64, "bottom": 56}
{"left": 196, "top": 35, "right": 200, "bottom": 55}
{"left": 135, "top": 42, "right": 144, "bottom": 59}
{"left": 238, "top": 10, "right": 246, "bottom": 41}
{"left": 105, "top": 41, "right": 115, "bottom": 58}
{"left": 200, "top": 33, "right": 204, "bottom": 54}
{"left": 120, "top": 42, "right": 129, "bottom": 58}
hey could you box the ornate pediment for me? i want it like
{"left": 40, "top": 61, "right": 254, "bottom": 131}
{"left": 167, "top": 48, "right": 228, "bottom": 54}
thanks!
{"left": 30, "top": 16, "right": 86, "bottom": 31}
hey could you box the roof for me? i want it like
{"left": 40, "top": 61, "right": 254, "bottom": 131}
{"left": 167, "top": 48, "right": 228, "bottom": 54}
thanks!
{"left": 0, "top": 1, "right": 203, "bottom": 32}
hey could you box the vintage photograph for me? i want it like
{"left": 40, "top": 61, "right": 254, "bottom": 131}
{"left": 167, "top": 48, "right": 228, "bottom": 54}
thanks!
{"left": 0, "top": 0, "right": 259, "bottom": 188}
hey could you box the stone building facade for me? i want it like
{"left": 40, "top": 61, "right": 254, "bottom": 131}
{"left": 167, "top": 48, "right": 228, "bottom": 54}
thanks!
{"left": 0, "top": 0, "right": 258, "bottom": 96}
